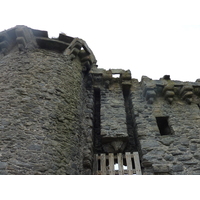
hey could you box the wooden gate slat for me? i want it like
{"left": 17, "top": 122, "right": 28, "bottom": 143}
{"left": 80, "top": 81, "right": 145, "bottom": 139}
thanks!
{"left": 125, "top": 152, "right": 133, "bottom": 175}
{"left": 101, "top": 154, "right": 106, "bottom": 175}
{"left": 95, "top": 152, "right": 142, "bottom": 175}
{"left": 133, "top": 152, "right": 142, "bottom": 175}
{"left": 117, "top": 153, "right": 123, "bottom": 175}
{"left": 109, "top": 153, "right": 115, "bottom": 175}
{"left": 94, "top": 154, "right": 98, "bottom": 175}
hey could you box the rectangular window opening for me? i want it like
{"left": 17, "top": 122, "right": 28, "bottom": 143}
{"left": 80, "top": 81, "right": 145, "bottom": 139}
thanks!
{"left": 156, "top": 117, "right": 172, "bottom": 135}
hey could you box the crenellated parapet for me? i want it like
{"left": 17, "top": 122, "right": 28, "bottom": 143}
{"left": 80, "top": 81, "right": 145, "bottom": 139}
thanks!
{"left": 0, "top": 25, "right": 97, "bottom": 72}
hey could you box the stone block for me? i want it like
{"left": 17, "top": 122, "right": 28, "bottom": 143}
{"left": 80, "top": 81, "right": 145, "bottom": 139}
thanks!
{"left": 177, "top": 146, "right": 187, "bottom": 152}
{"left": 140, "top": 140, "right": 160, "bottom": 150}
{"left": 194, "top": 152, "right": 200, "bottom": 160}
{"left": 180, "top": 138, "right": 189, "bottom": 147}
{"left": 171, "top": 164, "right": 183, "bottom": 172}
{"left": 191, "top": 139, "right": 200, "bottom": 144}
{"left": 153, "top": 164, "right": 170, "bottom": 173}
{"left": 164, "top": 154, "right": 174, "bottom": 161}
{"left": 183, "top": 160, "right": 198, "bottom": 165}
{"left": 177, "top": 155, "right": 192, "bottom": 161}
{"left": 0, "top": 161, "right": 7, "bottom": 169}
{"left": 159, "top": 137, "right": 174, "bottom": 146}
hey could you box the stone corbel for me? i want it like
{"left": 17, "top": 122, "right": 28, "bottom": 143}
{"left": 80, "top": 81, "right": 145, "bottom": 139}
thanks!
{"left": 63, "top": 38, "right": 82, "bottom": 60}
{"left": 144, "top": 88, "right": 156, "bottom": 104}
{"left": 64, "top": 38, "right": 97, "bottom": 72}
{"left": 180, "top": 84, "right": 193, "bottom": 104}
{"left": 102, "top": 70, "right": 112, "bottom": 88}
{"left": 15, "top": 26, "right": 37, "bottom": 51}
{"left": 163, "top": 84, "right": 175, "bottom": 104}
{"left": 121, "top": 70, "right": 132, "bottom": 80}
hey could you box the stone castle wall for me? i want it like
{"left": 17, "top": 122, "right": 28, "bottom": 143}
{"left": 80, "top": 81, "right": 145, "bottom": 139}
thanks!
{"left": 0, "top": 26, "right": 95, "bottom": 174}
{"left": 1, "top": 26, "right": 200, "bottom": 174}
{"left": 130, "top": 77, "right": 200, "bottom": 174}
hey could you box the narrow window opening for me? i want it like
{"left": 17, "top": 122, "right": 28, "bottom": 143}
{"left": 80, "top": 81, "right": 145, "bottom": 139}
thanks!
{"left": 197, "top": 104, "right": 200, "bottom": 109}
{"left": 156, "top": 117, "right": 172, "bottom": 135}
{"left": 112, "top": 74, "right": 120, "bottom": 78}
{"left": 93, "top": 88, "right": 101, "bottom": 153}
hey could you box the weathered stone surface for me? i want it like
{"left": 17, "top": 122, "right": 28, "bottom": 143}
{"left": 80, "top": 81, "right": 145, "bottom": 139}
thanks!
{"left": 164, "top": 154, "right": 174, "bottom": 161}
{"left": 0, "top": 45, "right": 94, "bottom": 174}
{"left": 140, "top": 140, "right": 160, "bottom": 150}
{"left": 159, "top": 137, "right": 174, "bottom": 146}
{"left": 1, "top": 26, "right": 200, "bottom": 175}
{"left": 0, "top": 161, "right": 7, "bottom": 169}
{"left": 171, "top": 164, "right": 184, "bottom": 172}
{"left": 194, "top": 153, "right": 200, "bottom": 160}
{"left": 152, "top": 164, "right": 170, "bottom": 173}
{"left": 177, "top": 155, "right": 193, "bottom": 161}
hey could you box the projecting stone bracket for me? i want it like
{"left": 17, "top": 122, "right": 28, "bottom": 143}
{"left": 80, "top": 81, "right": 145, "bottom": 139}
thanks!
{"left": 0, "top": 25, "right": 38, "bottom": 54}
{"left": 143, "top": 88, "right": 156, "bottom": 104}
{"left": 63, "top": 38, "right": 97, "bottom": 72}
{"left": 15, "top": 26, "right": 37, "bottom": 51}
{"left": 180, "top": 84, "right": 193, "bottom": 104}
{"left": 162, "top": 84, "right": 175, "bottom": 104}
{"left": 0, "top": 26, "right": 97, "bottom": 74}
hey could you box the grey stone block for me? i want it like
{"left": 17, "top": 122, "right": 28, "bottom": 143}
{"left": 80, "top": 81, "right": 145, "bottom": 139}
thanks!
{"left": 153, "top": 164, "right": 170, "bottom": 173}
{"left": 172, "top": 164, "right": 183, "bottom": 172}
{"left": 0, "top": 162, "right": 7, "bottom": 169}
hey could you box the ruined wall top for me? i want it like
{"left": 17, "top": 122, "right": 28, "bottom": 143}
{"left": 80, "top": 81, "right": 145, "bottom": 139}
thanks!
{"left": 1, "top": 26, "right": 200, "bottom": 91}
{"left": 0, "top": 25, "right": 97, "bottom": 72}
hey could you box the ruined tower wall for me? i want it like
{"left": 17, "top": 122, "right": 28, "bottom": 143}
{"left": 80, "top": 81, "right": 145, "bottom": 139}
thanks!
{"left": 0, "top": 26, "right": 95, "bottom": 174}
{"left": 0, "top": 50, "right": 80, "bottom": 174}
{"left": 131, "top": 77, "right": 200, "bottom": 174}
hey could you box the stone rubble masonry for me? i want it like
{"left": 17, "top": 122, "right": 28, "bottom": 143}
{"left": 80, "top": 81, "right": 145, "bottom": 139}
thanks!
{"left": 100, "top": 84, "right": 128, "bottom": 153}
{"left": 1, "top": 26, "right": 200, "bottom": 175}
{"left": 0, "top": 26, "right": 95, "bottom": 175}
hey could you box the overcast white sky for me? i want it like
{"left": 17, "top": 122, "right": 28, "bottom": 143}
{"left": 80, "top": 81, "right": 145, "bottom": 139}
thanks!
{"left": 1, "top": 0, "right": 200, "bottom": 82}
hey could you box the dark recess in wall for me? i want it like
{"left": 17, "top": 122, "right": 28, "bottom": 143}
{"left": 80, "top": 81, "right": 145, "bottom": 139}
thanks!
{"left": 122, "top": 85, "right": 138, "bottom": 152}
{"left": 93, "top": 88, "right": 102, "bottom": 153}
{"left": 156, "top": 117, "right": 172, "bottom": 135}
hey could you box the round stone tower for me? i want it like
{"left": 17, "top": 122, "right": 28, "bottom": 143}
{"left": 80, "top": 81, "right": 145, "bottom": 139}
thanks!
{"left": 0, "top": 26, "right": 96, "bottom": 174}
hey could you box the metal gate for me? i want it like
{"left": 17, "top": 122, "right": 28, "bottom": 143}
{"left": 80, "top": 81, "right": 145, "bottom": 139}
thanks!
{"left": 94, "top": 152, "right": 142, "bottom": 175}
